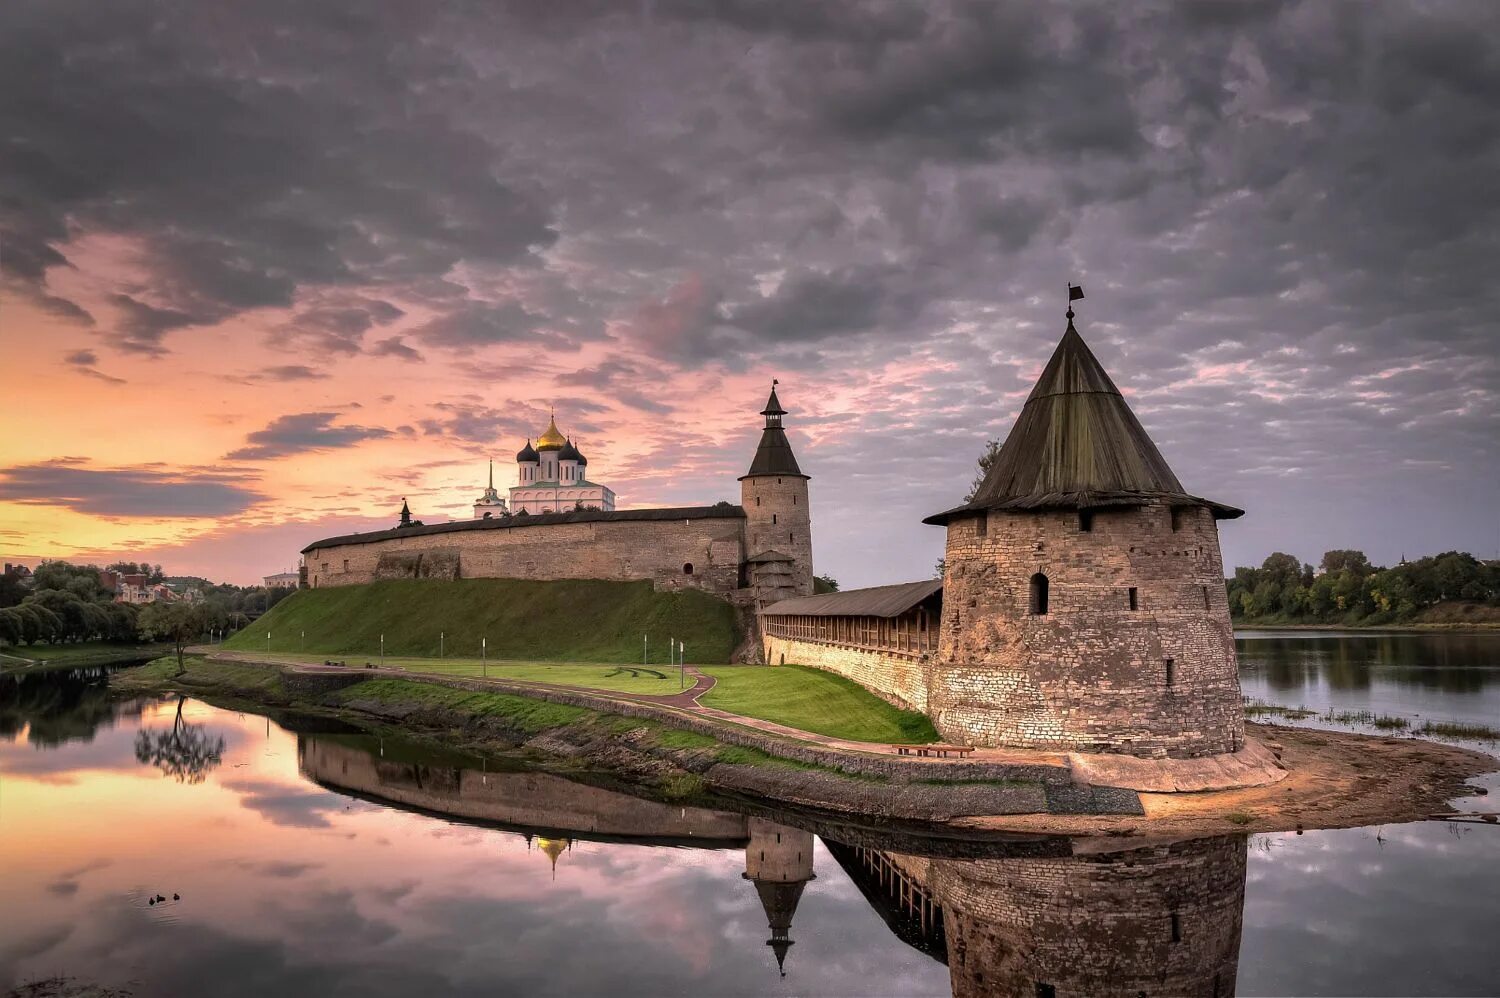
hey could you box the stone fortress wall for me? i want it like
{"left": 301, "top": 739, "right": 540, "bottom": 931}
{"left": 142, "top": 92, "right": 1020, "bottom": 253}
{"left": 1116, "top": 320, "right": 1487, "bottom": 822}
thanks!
{"left": 931, "top": 504, "right": 1244, "bottom": 757}
{"left": 305, "top": 509, "right": 748, "bottom": 595}
{"left": 761, "top": 635, "right": 932, "bottom": 712}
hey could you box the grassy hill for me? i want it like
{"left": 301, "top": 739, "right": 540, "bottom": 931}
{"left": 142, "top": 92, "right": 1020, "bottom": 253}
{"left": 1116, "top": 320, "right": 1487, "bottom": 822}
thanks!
{"left": 223, "top": 578, "right": 740, "bottom": 663}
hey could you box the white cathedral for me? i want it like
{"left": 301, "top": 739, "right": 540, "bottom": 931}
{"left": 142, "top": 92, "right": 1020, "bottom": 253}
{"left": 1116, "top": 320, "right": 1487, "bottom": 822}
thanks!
{"left": 472, "top": 411, "right": 617, "bottom": 518}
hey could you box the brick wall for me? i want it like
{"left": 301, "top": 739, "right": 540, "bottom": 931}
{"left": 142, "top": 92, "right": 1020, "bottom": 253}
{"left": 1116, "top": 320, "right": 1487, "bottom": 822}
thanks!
{"left": 932, "top": 503, "right": 1245, "bottom": 758}
{"left": 762, "top": 633, "right": 931, "bottom": 712}
{"left": 304, "top": 516, "right": 746, "bottom": 594}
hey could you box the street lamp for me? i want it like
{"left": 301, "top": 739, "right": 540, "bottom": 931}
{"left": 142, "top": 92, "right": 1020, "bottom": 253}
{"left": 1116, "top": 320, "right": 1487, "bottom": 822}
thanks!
{"left": 482, "top": 636, "right": 487, "bottom": 677}
{"left": 643, "top": 634, "right": 648, "bottom": 667}
{"left": 440, "top": 631, "right": 445, "bottom": 660}
{"left": 380, "top": 633, "right": 384, "bottom": 669}
{"left": 266, "top": 631, "right": 271, "bottom": 654}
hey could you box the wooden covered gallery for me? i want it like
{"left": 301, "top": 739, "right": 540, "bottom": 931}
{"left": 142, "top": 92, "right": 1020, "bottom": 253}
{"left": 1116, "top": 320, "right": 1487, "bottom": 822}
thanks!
{"left": 759, "top": 579, "right": 944, "bottom": 658}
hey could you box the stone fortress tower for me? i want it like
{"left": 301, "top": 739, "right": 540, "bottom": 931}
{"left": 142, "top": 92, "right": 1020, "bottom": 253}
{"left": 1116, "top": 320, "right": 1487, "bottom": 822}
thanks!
{"left": 740, "top": 382, "right": 814, "bottom": 602}
{"left": 922, "top": 299, "right": 1246, "bottom": 758}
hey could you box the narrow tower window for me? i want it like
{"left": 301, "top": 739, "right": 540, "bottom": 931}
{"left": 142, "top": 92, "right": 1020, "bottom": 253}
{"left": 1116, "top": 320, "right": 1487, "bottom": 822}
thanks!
{"left": 772, "top": 513, "right": 778, "bottom": 524}
{"left": 683, "top": 563, "right": 693, "bottom": 575}
{"left": 1079, "top": 510, "right": 1094, "bottom": 532}
{"left": 975, "top": 513, "right": 987, "bottom": 537}
{"left": 1128, "top": 587, "right": 1138, "bottom": 610}
{"left": 1171, "top": 507, "right": 1184, "bottom": 532}
{"left": 1170, "top": 911, "right": 1182, "bottom": 943}
{"left": 1029, "top": 573, "right": 1049, "bottom": 615}
{"left": 1165, "top": 657, "right": 1175, "bottom": 686}
{"left": 1202, "top": 585, "right": 1211, "bottom": 609}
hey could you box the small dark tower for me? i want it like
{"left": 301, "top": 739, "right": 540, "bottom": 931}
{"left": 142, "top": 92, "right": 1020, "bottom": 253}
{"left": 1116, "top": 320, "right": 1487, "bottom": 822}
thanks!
{"left": 398, "top": 498, "right": 412, "bottom": 528}
{"left": 740, "top": 382, "right": 813, "bottom": 601}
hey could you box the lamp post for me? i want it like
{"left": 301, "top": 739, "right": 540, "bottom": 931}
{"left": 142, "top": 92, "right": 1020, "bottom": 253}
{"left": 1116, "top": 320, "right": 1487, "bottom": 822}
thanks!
{"left": 680, "top": 641, "right": 686, "bottom": 689}
{"left": 266, "top": 631, "right": 271, "bottom": 654}
{"left": 380, "top": 633, "right": 384, "bottom": 669}
{"left": 482, "top": 636, "right": 487, "bottom": 677}
{"left": 643, "top": 634, "right": 648, "bottom": 667}
{"left": 300, "top": 630, "right": 304, "bottom": 654}
{"left": 440, "top": 631, "right": 445, "bottom": 660}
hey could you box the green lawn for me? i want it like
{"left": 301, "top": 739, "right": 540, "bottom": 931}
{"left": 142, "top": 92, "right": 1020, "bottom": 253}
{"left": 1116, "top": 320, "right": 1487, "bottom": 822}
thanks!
{"left": 250, "top": 653, "right": 694, "bottom": 694}
{"left": 222, "top": 578, "right": 739, "bottom": 663}
{"left": 700, "top": 665, "right": 937, "bottom": 744}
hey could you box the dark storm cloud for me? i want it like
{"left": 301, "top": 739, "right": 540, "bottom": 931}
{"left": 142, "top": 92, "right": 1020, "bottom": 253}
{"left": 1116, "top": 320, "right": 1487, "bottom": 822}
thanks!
{"left": 0, "top": 461, "right": 265, "bottom": 517}
{"left": 6, "top": 0, "right": 1498, "bottom": 578}
{"left": 0, "top": 0, "right": 554, "bottom": 353}
{"left": 226, "top": 413, "right": 394, "bottom": 461}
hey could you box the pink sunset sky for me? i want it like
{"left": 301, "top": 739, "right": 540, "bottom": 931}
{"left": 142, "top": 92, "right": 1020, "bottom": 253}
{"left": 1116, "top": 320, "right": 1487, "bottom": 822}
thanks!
{"left": 2, "top": 2, "right": 1496, "bottom": 586}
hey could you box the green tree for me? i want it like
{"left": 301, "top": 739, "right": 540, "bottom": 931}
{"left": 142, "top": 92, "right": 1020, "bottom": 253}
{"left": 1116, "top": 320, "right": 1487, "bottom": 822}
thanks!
{"left": 813, "top": 574, "right": 840, "bottom": 594}
{"left": 139, "top": 601, "right": 213, "bottom": 674}
{"left": 1320, "top": 550, "right": 1372, "bottom": 577}
{"left": 964, "top": 439, "right": 1003, "bottom": 502}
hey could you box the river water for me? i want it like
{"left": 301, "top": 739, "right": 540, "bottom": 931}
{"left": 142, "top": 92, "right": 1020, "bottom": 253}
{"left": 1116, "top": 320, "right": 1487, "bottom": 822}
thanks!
{"left": 1, "top": 634, "right": 1498, "bottom": 997}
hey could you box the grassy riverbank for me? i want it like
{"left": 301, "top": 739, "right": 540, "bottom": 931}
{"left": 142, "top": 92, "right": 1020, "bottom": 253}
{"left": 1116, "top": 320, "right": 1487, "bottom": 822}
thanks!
{"left": 222, "top": 578, "right": 740, "bottom": 662}
{"left": 0, "top": 641, "right": 171, "bottom": 674}
{"left": 207, "top": 652, "right": 938, "bottom": 744}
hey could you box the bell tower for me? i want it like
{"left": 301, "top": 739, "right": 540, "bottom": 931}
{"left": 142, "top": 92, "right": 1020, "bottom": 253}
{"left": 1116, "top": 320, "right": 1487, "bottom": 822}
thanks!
{"left": 740, "top": 381, "right": 812, "bottom": 601}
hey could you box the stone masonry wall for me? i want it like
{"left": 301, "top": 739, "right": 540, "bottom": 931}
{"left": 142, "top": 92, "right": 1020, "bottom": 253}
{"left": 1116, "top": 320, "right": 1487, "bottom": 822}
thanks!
{"left": 762, "top": 634, "right": 930, "bottom": 712}
{"left": 305, "top": 516, "right": 746, "bottom": 594}
{"left": 932, "top": 504, "right": 1244, "bottom": 758}
{"left": 930, "top": 835, "right": 1246, "bottom": 998}
{"left": 741, "top": 475, "right": 813, "bottom": 598}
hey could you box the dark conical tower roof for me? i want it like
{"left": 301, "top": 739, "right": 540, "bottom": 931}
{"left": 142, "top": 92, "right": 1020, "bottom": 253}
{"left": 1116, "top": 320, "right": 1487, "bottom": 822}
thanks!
{"left": 753, "top": 879, "right": 807, "bottom": 977}
{"left": 742, "top": 382, "right": 808, "bottom": 480}
{"left": 924, "top": 315, "right": 1241, "bottom": 525}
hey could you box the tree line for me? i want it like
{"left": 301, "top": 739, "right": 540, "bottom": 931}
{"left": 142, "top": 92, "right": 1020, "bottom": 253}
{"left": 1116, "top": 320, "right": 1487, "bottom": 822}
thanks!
{"left": 0, "top": 559, "right": 292, "bottom": 649}
{"left": 1226, "top": 549, "right": 1500, "bottom": 625}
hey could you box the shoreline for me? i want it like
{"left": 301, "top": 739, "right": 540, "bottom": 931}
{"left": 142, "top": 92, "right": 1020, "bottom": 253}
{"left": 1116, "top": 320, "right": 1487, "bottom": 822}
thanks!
{"left": 1233, "top": 621, "right": 1500, "bottom": 633}
{"left": 108, "top": 655, "right": 1497, "bottom": 842}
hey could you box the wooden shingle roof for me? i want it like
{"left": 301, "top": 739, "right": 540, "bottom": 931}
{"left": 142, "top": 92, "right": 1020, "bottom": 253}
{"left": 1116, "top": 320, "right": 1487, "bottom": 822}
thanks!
{"left": 761, "top": 579, "right": 942, "bottom": 618}
{"left": 924, "top": 318, "right": 1242, "bottom": 525}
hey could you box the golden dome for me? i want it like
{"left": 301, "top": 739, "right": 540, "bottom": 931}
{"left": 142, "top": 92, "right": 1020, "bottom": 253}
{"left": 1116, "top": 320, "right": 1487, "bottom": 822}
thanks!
{"left": 536, "top": 836, "right": 570, "bottom": 877}
{"left": 536, "top": 413, "right": 566, "bottom": 451}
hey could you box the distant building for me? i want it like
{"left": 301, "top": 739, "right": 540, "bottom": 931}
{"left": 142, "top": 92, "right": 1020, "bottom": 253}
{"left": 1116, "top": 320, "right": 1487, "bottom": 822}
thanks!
{"left": 509, "top": 412, "right": 616, "bottom": 515}
{"left": 472, "top": 460, "right": 508, "bottom": 519}
{"left": 263, "top": 571, "right": 300, "bottom": 589}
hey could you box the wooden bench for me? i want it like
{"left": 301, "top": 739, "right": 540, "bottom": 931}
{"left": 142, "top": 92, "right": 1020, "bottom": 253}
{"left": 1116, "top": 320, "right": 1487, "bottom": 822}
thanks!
{"left": 894, "top": 743, "right": 975, "bottom": 759}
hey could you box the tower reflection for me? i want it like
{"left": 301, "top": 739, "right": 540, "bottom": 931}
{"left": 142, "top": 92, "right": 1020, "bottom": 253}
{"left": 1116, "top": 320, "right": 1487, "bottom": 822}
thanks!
{"left": 828, "top": 836, "right": 1246, "bottom": 998}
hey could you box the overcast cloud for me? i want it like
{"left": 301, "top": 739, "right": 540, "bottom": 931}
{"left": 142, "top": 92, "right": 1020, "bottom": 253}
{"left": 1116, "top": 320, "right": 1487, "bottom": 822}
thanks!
{"left": 2, "top": 0, "right": 1497, "bottom": 583}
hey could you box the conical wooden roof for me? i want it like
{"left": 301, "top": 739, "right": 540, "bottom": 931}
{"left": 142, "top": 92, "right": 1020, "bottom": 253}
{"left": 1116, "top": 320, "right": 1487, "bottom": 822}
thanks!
{"left": 924, "top": 317, "right": 1241, "bottom": 525}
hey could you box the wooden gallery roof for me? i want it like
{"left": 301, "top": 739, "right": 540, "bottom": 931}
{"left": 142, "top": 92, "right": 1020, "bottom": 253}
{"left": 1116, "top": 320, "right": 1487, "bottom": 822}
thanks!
{"left": 924, "top": 317, "right": 1243, "bottom": 526}
{"left": 761, "top": 579, "right": 942, "bottom": 618}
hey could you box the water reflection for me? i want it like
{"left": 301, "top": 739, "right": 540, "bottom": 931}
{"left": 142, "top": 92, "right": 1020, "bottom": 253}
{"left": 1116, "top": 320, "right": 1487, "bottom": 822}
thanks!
{"left": 2, "top": 672, "right": 1499, "bottom": 996}
{"left": 0, "top": 665, "right": 143, "bottom": 747}
{"left": 1237, "top": 630, "right": 1500, "bottom": 727}
{"left": 299, "top": 729, "right": 1245, "bottom": 995}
